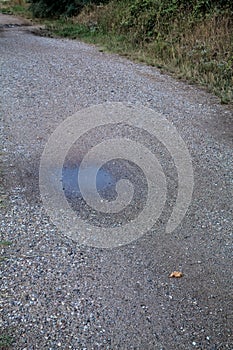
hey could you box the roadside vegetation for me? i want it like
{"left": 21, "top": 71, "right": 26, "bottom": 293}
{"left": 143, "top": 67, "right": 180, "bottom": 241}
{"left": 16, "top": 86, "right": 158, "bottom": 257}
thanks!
{"left": 1, "top": 0, "right": 232, "bottom": 103}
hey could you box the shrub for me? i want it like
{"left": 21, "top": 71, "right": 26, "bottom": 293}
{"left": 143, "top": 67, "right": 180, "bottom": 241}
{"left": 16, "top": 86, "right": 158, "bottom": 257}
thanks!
{"left": 29, "top": 0, "right": 110, "bottom": 18}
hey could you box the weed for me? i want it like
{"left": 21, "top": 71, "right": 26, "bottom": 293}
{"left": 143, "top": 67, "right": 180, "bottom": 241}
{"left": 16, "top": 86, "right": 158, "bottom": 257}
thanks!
{"left": 0, "top": 0, "right": 30, "bottom": 17}
{"left": 0, "top": 241, "right": 12, "bottom": 247}
{"left": 0, "top": 333, "right": 13, "bottom": 348}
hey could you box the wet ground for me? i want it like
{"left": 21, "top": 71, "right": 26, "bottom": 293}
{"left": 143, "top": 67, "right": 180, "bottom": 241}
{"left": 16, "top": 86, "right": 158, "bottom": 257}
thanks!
{"left": 0, "top": 13, "right": 232, "bottom": 350}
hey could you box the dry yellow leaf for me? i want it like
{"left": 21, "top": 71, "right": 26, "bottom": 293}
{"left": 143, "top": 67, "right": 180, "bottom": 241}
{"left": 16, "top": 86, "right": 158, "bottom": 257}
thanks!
{"left": 169, "top": 271, "right": 183, "bottom": 278}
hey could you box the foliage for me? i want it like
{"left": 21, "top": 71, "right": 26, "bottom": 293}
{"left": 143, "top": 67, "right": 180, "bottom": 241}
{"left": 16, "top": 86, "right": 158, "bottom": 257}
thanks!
{"left": 114, "top": 0, "right": 233, "bottom": 41}
{"left": 29, "top": 0, "right": 110, "bottom": 18}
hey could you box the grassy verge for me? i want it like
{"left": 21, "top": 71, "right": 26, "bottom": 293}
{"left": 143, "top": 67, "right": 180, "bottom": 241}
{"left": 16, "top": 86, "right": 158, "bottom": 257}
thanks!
{"left": 0, "top": 0, "right": 30, "bottom": 16}
{"left": 1, "top": 1, "right": 232, "bottom": 104}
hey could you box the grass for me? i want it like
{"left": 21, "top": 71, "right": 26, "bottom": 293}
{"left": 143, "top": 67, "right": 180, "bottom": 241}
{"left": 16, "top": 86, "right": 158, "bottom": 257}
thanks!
{"left": 0, "top": 334, "right": 14, "bottom": 349}
{"left": 0, "top": 241, "right": 12, "bottom": 247}
{"left": 0, "top": 0, "right": 30, "bottom": 17}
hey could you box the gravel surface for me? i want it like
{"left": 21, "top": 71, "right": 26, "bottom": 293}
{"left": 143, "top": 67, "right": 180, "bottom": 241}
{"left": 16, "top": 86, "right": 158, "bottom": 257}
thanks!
{"left": 0, "top": 14, "right": 232, "bottom": 350}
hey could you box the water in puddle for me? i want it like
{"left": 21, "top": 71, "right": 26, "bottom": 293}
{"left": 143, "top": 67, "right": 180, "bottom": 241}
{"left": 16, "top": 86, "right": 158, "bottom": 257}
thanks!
{"left": 61, "top": 160, "right": 147, "bottom": 227}
{"left": 62, "top": 164, "right": 116, "bottom": 200}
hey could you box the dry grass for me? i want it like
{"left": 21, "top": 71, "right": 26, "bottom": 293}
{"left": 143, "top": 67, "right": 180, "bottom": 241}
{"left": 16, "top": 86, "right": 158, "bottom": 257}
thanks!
{"left": 143, "top": 15, "right": 233, "bottom": 101}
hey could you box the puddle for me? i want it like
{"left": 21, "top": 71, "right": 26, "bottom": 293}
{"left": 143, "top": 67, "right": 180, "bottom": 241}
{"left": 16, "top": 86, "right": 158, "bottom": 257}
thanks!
{"left": 62, "top": 164, "right": 117, "bottom": 201}
{"left": 60, "top": 159, "right": 148, "bottom": 227}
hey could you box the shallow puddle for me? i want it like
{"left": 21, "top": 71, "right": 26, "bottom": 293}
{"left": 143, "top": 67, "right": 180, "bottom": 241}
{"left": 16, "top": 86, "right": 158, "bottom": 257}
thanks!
{"left": 62, "top": 164, "right": 116, "bottom": 201}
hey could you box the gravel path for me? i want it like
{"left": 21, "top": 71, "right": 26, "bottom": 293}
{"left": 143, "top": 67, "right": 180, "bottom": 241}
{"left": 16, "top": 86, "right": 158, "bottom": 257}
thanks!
{"left": 0, "top": 14, "right": 232, "bottom": 350}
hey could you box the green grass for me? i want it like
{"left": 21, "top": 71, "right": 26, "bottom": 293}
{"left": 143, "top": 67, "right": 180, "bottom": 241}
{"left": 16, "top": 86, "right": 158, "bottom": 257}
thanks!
{"left": 0, "top": 241, "right": 12, "bottom": 247}
{"left": 45, "top": 20, "right": 93, "bottom": 39}
{"left": 0, "top": 4, "right": 25, "bottom": 15}
{"left": 0, "top": 0, "right": 30, "bottom": 17}
{"left": 0, "top": 334, "right": 14, "bottom": 349}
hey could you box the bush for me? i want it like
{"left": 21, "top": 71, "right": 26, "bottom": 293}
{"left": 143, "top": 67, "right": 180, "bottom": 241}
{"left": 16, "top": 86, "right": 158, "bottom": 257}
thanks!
{"left": 29, "top": 0, "right": 110, "bottom": 18}
{"left": 120, "top": 0, "right": 233, "bottom": 38}
{"left": 29, "top": 0, "right": 233, "bottom": 19}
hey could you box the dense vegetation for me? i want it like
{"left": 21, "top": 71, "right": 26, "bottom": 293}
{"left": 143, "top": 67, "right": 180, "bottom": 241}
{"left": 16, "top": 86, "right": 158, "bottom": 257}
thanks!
{"left": 28, "top": 0, "right": 233, "bottom": 18}
{"left": 28, "top": 0, "right": 109, "bottom": 18}
{"left": 1, "top": 0, "right": 232, "bottom": 103}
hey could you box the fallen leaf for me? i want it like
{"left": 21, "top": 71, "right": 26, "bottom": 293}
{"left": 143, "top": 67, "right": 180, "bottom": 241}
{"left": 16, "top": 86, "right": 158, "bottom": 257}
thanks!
{"left": 169, "top": 271, "right": 183, "bottom": 278}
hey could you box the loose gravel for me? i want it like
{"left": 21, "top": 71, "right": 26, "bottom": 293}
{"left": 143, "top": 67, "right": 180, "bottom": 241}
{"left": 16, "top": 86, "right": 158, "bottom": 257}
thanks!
{"left": 0, "top": 14, "right": 232, "bottom": 350}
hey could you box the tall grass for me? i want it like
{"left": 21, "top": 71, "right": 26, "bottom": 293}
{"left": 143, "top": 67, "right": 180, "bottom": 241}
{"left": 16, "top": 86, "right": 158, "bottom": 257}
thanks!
{"left": 0, "top": 0, "right": 29, "bottom": 15}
